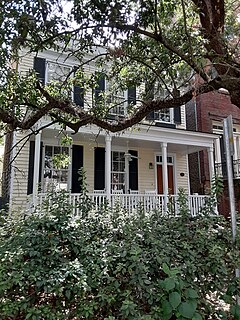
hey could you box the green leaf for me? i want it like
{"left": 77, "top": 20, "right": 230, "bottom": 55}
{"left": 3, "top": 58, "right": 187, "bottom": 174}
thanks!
{"left": 162, "top": 263, "right": 170, "bottom": 275}
{"left": 178, "top": 301, "right": 197, "bottom": 319}
{"left": 230, "top": 305, "right": 240, "bottom": 320}
{"left": 185, "top": 288, "right": 199, "bottom": 299}
{"left": 169, "top": 291, "right": 181, "bottom": 309}
{"left": 65, "top": 289, "right": 71, "bottom": 299}
{"left": 162, "top": 300, "right": 173, "bottom": 319}
{"left": 164, "top": 278, "right": 175, "bottom": 291}
{"left": 192, "top": 313, "right": 203, "bottom": 320}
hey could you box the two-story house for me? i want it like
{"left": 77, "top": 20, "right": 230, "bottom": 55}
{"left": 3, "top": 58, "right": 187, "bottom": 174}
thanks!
{"left": 2, "top": 48, "right": 219, "bottom": 215}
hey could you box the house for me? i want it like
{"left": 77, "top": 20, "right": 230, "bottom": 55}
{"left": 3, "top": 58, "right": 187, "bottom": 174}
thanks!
{"left": 186, "top": 89, "right": 240, "bottom": 216}
{"left": 1, "top": 48, "right": 219, "bottom": 215}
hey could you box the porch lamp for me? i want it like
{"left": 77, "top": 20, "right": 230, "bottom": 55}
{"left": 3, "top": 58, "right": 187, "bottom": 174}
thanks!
{"left": 149, "top": 162, "right": 153, "bottom": 169}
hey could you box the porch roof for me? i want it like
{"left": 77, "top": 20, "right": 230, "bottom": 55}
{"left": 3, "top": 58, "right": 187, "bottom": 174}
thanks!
{"left": 42, "top": 124, "right": 219, "bottom": 154}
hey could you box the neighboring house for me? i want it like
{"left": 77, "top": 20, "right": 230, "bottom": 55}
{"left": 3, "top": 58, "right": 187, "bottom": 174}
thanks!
{"left": 186, "top": 89, "right": 240, "bottom": 216}
{"left": 2, "top": 48, "right": 219, "bottom": 215}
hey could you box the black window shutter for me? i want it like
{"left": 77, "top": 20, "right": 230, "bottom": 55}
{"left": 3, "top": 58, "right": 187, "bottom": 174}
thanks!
{"left": 94, "top": 74, "right": 105, "bottom": 107}
{"left": 174, "top": 107, "right": 181, "bottom": 124}
{"left": 27, "top": 141, "right": 43, "bottom": 194}
{"left": 39, "top": 142, "right": 43, "bottom": 184}
{"left": 145, "top": 82, "right": 154, "bottom": 120}
{"left": 94, "top": 147, "right": 105, "bottom": 190}
{"left": 34, "top": 57, "right": 46, "bottom": 84}
{"left": 128, "top": 87, "right": 136, "bottom": 105}
{"left": 220, "top": 136, "right": 227, "bottom": 177}
{"left": 71, "top": 145, "right": 83, "bottom": 193}
{"left": 27, "top": 141, "right": 35, "bottom": 195}
{"left": 220, "top": 136, "right": 226, "bottom": 162}
{"left": 74, "top": 86, "right": 84, "bottom": 108}
{"left": 129, "top": 150, "right": 138, "bottom": 191}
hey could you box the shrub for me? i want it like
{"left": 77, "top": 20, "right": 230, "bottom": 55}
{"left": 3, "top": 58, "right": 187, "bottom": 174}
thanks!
{"left": 0, "top": 190, "right": 239, "bottom": 319}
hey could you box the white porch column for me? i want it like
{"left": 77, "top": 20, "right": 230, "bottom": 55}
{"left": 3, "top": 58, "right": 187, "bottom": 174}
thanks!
{"left": 162, "top": 142, "right": 168, "bottom": 211}
{"left": 214, "top": 138, "right": 222, "bottom": 176}
{"left": 105, "top": 135, "right": 112, "bottom": 201}
{"left": 233, "top": 136, "right": 238, "bottom": 161}
{"left": 33, "top": 131, "right": 42, "bottom": 205}
{"left": 215, "top": 138, "right": 222, "bottom": 164}
{"left": 207, "top": 146, "right": 215, "bottom": 183}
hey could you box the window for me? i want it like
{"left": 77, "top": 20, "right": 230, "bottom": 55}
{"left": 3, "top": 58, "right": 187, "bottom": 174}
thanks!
{"left": 47, "top": 62, "right": 71, "bottom": 83}
{"left": 42, "top": 145, "right": 70, "bottom": 192}
{"left": 106, "top": 80, "right": 127, "bottom": 116}
{"left": 94, "top": 75, "right": 135, "bottom": 117}
{"left": 156, "top": 155, "right": 174, "bottom": 164}
{"left": 145, "top": 82, "right": 174, "bottom": 123}
{"left": 153, "top": 109, "right": 173, "bottom": 123}
{"left": 46, "top": 61, "right": 72, "bottom": 99}
{"left": 111, "top": 151, "right": 125, "bottom": 190}
{"left": 34, "top": 57, "right": 84, "bottom": 107}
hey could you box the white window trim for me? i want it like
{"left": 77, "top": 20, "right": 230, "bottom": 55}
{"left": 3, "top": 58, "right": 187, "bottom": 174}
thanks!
{"left": 45, "top": 60, "right": 75, "bottom": 101}
{"left": 111, "top": 150, "right": 126, "bottom": 191}
{"left": 105, "top": 78, "right": 128, "bottom": 117}
{"left": 41, "top": 143, "right": 72, "bottom": 192}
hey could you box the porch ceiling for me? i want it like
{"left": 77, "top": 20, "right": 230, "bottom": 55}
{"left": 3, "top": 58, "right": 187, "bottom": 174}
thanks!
{"left": 42, "top": 124, "right": 219, "bottom": 154}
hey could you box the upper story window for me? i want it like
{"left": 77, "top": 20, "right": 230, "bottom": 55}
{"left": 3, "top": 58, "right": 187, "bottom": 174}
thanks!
{"left": 47, "top": 62, "right": 71, "bottom": 83}
{"left": 151, "top": 109, "right": 173, "bottom": 123}
{"left": 94, "top": 74, "right": 136, "bottom": 118}
{"left": 106, "top": 80, "right": 128, "bottom": 116}
{"left": 34, "top": 57, "right": 84, "bottom": 107}
{"left": 145, "top": 82, "right": 181, "bottom": 125}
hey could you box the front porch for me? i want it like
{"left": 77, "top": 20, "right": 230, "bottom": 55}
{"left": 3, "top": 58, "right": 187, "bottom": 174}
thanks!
{"left": 31, "top": 192, "right": 215, "bottom": 217}
{"left": 20, "top": 124, "right": 220, "bottom": 215}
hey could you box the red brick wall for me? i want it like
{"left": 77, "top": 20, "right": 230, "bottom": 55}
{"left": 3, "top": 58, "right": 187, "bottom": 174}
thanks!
{"left": 186, "top": 90, "right": 240, "bottom": 215}
{"left": 196, "top": 91, "right": 240, "bottom": 133}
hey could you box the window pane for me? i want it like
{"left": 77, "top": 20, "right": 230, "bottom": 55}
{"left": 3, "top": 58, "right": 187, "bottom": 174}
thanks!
{"left": 45, "top": 145, "right": 52, "bottom": 156}
{"left": 62, "top": 147, "right": 69, "bottom": 155}
{"left": 111, "top": 151, "right": 125, "bottom": 191}
{"left": 54, "top": 146, "right": 61, "bottom": 155}
{"left": 107, "top": 80, "right": 126, "bottom": 116}
{"left": 48, "top": 62, "right": 71, "bottom": 82}
{"left": 42, "top": 145, "right": 70, "bottom": 192}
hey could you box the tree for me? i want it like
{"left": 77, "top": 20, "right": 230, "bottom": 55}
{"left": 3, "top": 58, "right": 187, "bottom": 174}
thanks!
{"left": 0, "top": 0, "right": 239, "bottom": 134}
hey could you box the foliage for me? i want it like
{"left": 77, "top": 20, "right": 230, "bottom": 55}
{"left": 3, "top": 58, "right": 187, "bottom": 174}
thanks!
{"left": 0, "top": 0, "right": 239, "bottom": 134}
{"left": 0, "top": 191, "right": 239, "bottom": 319}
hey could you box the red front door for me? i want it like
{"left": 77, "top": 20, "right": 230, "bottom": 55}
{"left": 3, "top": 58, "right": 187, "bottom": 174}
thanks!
{"left": 157, "top": 165, "right": 174, "bottom": 194}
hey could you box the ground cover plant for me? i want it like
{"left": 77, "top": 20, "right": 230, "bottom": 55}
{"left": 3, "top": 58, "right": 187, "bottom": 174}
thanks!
{"left": 0, "top": 190, "right": 239, "bottom": 319}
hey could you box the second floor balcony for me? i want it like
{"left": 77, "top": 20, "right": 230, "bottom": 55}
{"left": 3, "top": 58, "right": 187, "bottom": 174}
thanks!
{"left": 215, "top": 159, "right": 240, "bottom": 179}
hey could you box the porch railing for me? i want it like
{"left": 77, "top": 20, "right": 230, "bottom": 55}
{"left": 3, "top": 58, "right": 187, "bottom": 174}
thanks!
{"left": 215, "top": 159, "right": 240, "bottom": 179}
{"left": 29, "top": 192, "right": 216, "bottom": 217}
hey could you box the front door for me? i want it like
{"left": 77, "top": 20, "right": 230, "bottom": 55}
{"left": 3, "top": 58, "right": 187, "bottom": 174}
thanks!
{"left": 157, "top": 164, "right": 174, "bottom": 194}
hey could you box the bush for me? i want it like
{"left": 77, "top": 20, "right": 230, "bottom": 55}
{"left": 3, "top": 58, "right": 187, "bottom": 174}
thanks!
{"left": 0, "top": 190, "right": 239, "bottom": 319}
